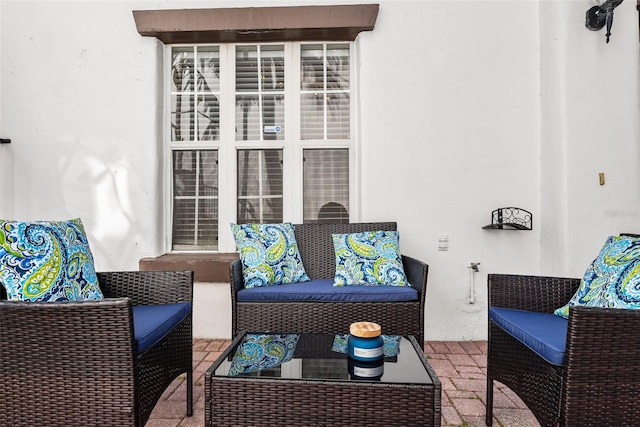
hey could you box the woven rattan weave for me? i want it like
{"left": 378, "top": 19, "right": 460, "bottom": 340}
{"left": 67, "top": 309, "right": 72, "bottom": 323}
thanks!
{"left": 229, "top": 222, "right": 429, "bottom": 344}
{"left": 0, "top": 270, "right": 193, "bottom": 427}
{"left": 205, "top": 332, "right": 441, "bottom": 426}
{"left": 486, "top": 273, "right": 640, "bottom": 426}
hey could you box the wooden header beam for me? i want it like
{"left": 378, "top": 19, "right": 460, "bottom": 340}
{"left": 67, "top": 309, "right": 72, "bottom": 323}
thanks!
{"left": 133, "top": 4, "right": 379, "bottom": 43}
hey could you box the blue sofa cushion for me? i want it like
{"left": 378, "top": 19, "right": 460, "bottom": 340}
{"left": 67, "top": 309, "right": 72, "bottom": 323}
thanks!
{"left": 237, "top": 278, "right": 419, "bottom": 302}
{"left": 133, "top": 302, "right": 192, "bottom": 353}
{"left": 489, "top": 307, "right": 568, "bottom": 366}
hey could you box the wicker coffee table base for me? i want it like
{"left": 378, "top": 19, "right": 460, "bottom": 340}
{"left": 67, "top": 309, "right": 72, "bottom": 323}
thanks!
{"left": 205, "top": 335, "right": 441, "bottom": 426}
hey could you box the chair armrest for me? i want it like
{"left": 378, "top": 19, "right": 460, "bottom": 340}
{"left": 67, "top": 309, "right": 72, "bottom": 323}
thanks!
{"left": 0, "top": 297, "right": 135, "bottom": 352}
{"left": 566, "top": 305, "right": 640, "bottom": 360}
{"left": 97, "top": 270, "right": 193, "bottom": 305}
{"left": 229, "top": 259, "right": 244, "bottom": 294}
{"left": 0, "top": 298, "right": 137, "bottom": 424}
{"left": 402, "top": 254, "right": 428, "bottom": 293}
{"left": 563, "top": 306, "right": 640, "bottom": 409}
{"left": 488, "top": 273, "right": 580, "bottom": 313}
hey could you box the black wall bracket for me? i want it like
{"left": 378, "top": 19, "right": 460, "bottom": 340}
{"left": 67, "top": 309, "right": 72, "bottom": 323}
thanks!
{"left": 0, "top": 139, "right": 11, "bottom": 144}
{"left": 483, "top": 207, "right": 533, "bottom": 231}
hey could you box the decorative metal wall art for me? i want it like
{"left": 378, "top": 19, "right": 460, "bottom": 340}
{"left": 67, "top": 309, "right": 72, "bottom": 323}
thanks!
{"left": 483, "top": 207, "right": 532, "bottom": 231}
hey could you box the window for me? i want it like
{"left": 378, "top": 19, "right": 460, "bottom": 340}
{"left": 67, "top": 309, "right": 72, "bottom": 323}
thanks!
{"left": 167, "top": 42, "right": 353, "bottom": 251}
{"left": 170, "top": 46, "right": 221, "bottom": 251}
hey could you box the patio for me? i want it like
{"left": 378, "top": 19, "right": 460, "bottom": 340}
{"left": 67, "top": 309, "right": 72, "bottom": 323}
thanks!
{"left": 146, "top": 339, "right": 540, "bottom": 427}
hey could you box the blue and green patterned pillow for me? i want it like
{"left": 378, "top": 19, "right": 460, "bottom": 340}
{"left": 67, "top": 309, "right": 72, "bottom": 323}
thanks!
{"left": 228, "top": 333, "right": 300, "bottom": 376}
{"left": 555, "top": 235, "right": 640, "bottom": 318}
{"left": 230, "top": 222, "right": 310, "bottom": 289}
{"left": 332, "top": 230, "right": 409, "bottom": 287}
{"left": 332, "top": 333, "right": 401, "bottom": 357}
{"left": 0, "top": 218, "right": 103, "bottom": 302}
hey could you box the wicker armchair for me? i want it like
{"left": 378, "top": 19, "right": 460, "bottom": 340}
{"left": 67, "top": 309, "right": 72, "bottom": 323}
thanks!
{"left": 230, "top": 222, "right": 429, "bottom": 343}
{"left": 0, "top": 270, "right": 193, "bottom": 427}
{"left": 486, "top": 274, "right": 640, "bottom": 426}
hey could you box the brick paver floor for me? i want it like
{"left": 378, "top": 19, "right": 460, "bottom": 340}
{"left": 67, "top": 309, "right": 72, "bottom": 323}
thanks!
{"left": 146, "top": 339, "right": 540, "bottom": 427}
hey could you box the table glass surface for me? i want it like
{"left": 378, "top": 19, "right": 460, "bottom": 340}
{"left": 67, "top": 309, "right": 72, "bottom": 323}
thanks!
{"left": 212, "top": 333, "right": 433, "bottom": 385}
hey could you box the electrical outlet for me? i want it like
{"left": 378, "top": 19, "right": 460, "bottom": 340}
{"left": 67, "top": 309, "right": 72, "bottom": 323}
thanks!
{"left": 437, "top": 234, "right": 449, "bottom": 251}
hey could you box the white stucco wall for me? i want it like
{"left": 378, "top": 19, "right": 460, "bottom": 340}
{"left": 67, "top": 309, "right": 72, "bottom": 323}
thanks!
{"left": 540, "top": 0, "right": 640, "bottom": 277}
{"left": 0, "top": 2, "right": 6, "bottom": 210}
{"left": 1, "top": 0, "right": 639, "bottom": 340}
{"left": 359, "top": 1, "right": 542, "bottom": 340}
{"left": 0, "top": 0, "right": 165, "bottom": 263}
{"left": 193, "top": 282, "right": 231, "bottom": 339}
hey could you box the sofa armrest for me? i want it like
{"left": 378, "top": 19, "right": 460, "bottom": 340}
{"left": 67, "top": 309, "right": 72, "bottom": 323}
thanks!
{"left": 402, "top": 254, "right": 428, "bottom": 294}
{"left": 97, "top": 270, "right": 193, "bottom": 306}
{"left": 488, "top": 274, "right": 580, "bottom": 313}
{"left": 229, "top": 259, "right": 244, "bottom": 294}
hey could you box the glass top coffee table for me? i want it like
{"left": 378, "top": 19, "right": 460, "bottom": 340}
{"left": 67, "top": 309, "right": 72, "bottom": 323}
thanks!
{"left": 205, "top": 332, "right": 441, "bottom": 426}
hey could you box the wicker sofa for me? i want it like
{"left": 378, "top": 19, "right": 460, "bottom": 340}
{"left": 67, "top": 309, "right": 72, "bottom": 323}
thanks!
{"left": 0, "top": 270, "right": 193, "bottom": 427}
{"left": 230, "top": 222, "right": 429, "bottom": 343}
{"left": 486, "top": 273, "right": 640, "bottom": 426}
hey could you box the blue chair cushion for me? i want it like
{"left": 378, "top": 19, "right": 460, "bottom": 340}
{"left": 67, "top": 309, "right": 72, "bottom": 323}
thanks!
{"left": 237, "top": 278, "right": 419, "bottom": 302}
{"left": 133, "top": 302, "right": 192, "bottom": 353}
{"left": 489, "top": 307, "right": 568, "bottom": 366}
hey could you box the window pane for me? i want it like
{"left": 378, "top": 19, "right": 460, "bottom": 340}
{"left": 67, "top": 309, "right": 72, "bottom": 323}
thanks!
{"left": 237, "top": 149, "right": 283, "bottom": 224}
{"left": 301, "top": 44, "right": 324, "bottom": 91}
{"left": 235, "top": 95, "right": 284, "bottom": 142}
{"left": 235, "top": 45, "right": 285, "bottom": 141}
{"left": 326, "top": 44, "right": 350, "bottom": 91}
{"left": 171, "top": 48, "right": 195, "bottom": 142}
{"left": 171, "top": 47, "right": 194, "bottom": 92}
{"left": 261, "top": 94, "right": 284, "bottom": 140}
{"left": 301, "top": 44, "right": 349, "bottom": 90}
{"left": 260, "top": 46, "right": 285, "bottom": 92}
{"left": 301, "top": 93, "right": 349, "bottom": 139}
{"left": 303, "top": 149, "right": 349, "bottom": 223}
{"left": 235, "top": 94, "right": 259, "bottom": 141}
{"left": 300, "top": 93, "right": 324, "bottom": 140}
{"left": 236, "top": 46, "right": 259, "bottom": 92}
{"left": 300, "top": 43, "right": 350, "bottom": 140}
{"left": 235, "top": 45, "right": 285, "bottom": 91}
{"left": 172, "top": 150, "right": 218, "bottom": 250}
{"left": 199, "top": 94, "right": 219, "bottom": 141}
{"left": 171, "top": 46, "right": 220, "bottom": 143}
{"left": 171, "top": 93, "right": 195, "bottom": 142}
{"left": 197, "top": 46, "right": 220, "bottom": 92}
{"left": 327, "top": 92, "right": 350, "bottom": 139}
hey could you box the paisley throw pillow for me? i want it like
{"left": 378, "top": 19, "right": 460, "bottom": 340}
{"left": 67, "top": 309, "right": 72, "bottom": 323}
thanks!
{"left": 0, "top": 218, "right": 103, "bottom": 302}
{"left": 228, "top": 333, "right": 300, "bottom": 376}
{"left": 331, "top": 333, "right": 401, "bottom": 357}
{"left": 555, "top": 235, "right": 640, "bottom": 318}
{"left": 231, "top": 222, "right": 310, "bottom": 288}
{"left": 332, "top": 230, "right": 409, "bottom": 287}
